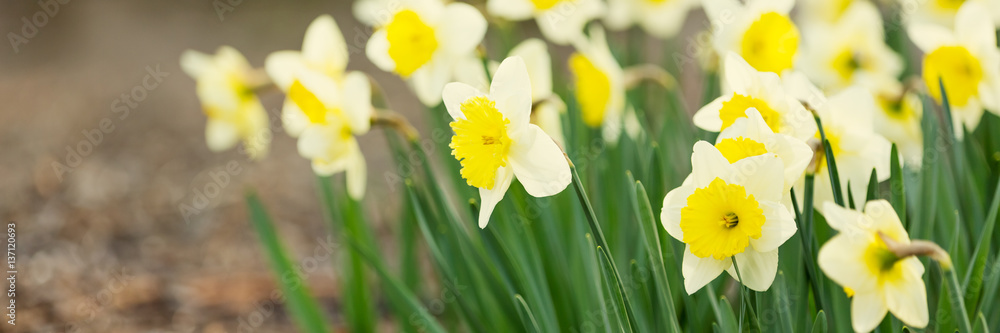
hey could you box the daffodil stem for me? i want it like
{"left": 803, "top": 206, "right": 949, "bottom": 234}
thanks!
{"left": 942, "top": 263, "right": 973, "bottom": 333}
{"left": 480, "top": 51, "right": 493, "bottom": 83}
{"left": 790, "top": 187, "right": 827, "bottom": 313}
{"left": 570, "top": 162, "right": 639, "bottom": 332}
{"left": 812, "top": 114, "right": 845, "bottom": 207}
{"left": 730, "top": 257, "right": 760, "bottom": 332}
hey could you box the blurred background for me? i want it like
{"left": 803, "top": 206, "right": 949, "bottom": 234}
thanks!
{"left": 0, "top": 0, "right": 708, "bottom": 331}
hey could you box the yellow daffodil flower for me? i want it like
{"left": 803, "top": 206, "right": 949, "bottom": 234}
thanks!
{"left": 819, "top": 200, "right": 928, "bottom": 332}
{"left": 900, "top": 0, "right": 1000, "bottom": 27}
{"left": 703, "top": 0, "right": 800, "bottom": 74}
{"left": 908, "top": 2, "right": 1000, "bottom": 136}
{"left": 875, "top": 90, "right": 924, "bottom": 168}
{"left": 264, "top": 15, "right": 372, "bottom": 199}
{"left": 605, "top": 0, "right": 699, "bottom": 39}
{"left": 443, "top": 57, "right": 571, "bottom": 228}
{"left": 569, "top": 26, "right": 626, "bottom": 142}
{"left": 716, "top": 108, "right": 813, "bottom": 193}
{"left": 799, "top": 1, "right": 904, "bottom": 96}
{"left": 694, "top": 53, "right": 816, "bottom": 141}
{"left": 357, "top": 0, "right": 486, "bottom": 106}
{"left": 180, "top": 46, "right": 270, "bottom": 160}
{"left": 785, "top": 73, "right": 892, "bottom": 211}
{"left": 661, "top": 141, "right": 797, "bottom": 294}
{"left": 487, "top": 0, "right": 605, "bottom": 45}
{"left": 796, "top": 0, "right": 855, "bottom": 23}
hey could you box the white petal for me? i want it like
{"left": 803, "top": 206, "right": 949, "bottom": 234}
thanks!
{"left": 478, "top": 166, "right": 515, "bottom": 228}
{"left": 682, "top": 246, "right": 730, "bottom": 294}
{"left": 486, "top": 0, "right": 534, "bottom": 20}
{"left": 750, "top": 201, "right": 797, "bottom": 252}
{"left": 365, "top": 29, "right": 395, "bottom": 72}
{"left": 726, "top": 248, "right": 779, "bottom": 292}
{"left": 690, "top": 141, "right": 732, "bottom": 187}
{"left": 205, "top": 119, "right": 240, "bottom": 152}
{"left": 265, "top": 51, "right": 308, "bottom": 90}
{"left": 818, "top": 233, "right": 878, "bottom": 291}
{"left": 723, "top": 52, "right": 761, "bottom": 95}
{"left": 509, "top": 38, "right": 553, "bottom": 102}
{"left": 281, "top": 99, "right": 310, "bottom": 137}
{"left": 883, "top": 258, "right": 929, "bottom": 328}
{"left": 509, "top": 125, "right": 571, "bottom": 197}
{"left": 302, "top": 15, "right": 348, "bottom": 74}
{"left": 863, "top": 200, "right": 909, "bottom": 242}
{"left": 851, "top": 291, "right": 889, "bottom": 333}
{"left": 693, "top": 97, "right": 726, "bottom": 132}
{"left": 730, "top": 154, "right": 783, "bottom": 201}
{"left": 491, "top": 56, "right": 534, "bottom": 130}
{"left": 297, "top": 126, "right": 330, "bottom": 160}
{"left": 345, "top": 142, "right": 367, "bottom": 200}
{"left": 410, "top": 58, "right": 451, "bottom": 106}
{"left": 955, "top": 2, "right": 996, "bottom": 47}
{"left": 439, "top": 3, "right": 487, "bottom": 56}
{"left": 661, "top": 183, "right": 696, "bottom": 241}
{"left": 822, "top": 201, "right": 868, "bottom": 232}
{"left": 180, "top": 49, "right": 213, "bottom": 78}
{"left": 906, "top": 24, "right": 956, "bottom": 52}
{"left": 442, "top": 82, "right": 486, "bottom": 120}
{"left": 341, "top": 71, "right": 373, "bottom": 134}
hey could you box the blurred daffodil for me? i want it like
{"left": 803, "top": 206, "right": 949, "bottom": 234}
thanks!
{"left": 357, "top": 0, "right": 486, "bottom": 106}
{"left": 819, "top": 200, "right": 928, "bottom": 332}
{"left": 875, "top": 89, "right": 924, "bottom": 168}
{"left": 796, "top": 0, "right": 854, "bottom": 23}
{"left": 908, "top": 2, "right": 1000, "bottom": 136}
{"left": 716, "top": 108, "right": 813, "bottom": 193}
{"left": 569, "top": 26, "right": 626, "bottom": 142}
{"left": 181, "top": 46, "right": 271, "bottom": 160}
{"left": 661, "top": 141, "right": 797, "bottom": 294}
{"left": 694, "top": 53, "right": 816, "bottom": 141}
{"left": 799, "top": 1, "right": 903, "bottom": 96}
{"left": 265, "top": 15, "right": 372, "bottom": 199}
{"left": 785, "top": 73, "right": 891, "bottom": 211}
{"left": 604, "top": 0, "right": 699, "bottom": 39}
{"left": 900, "top": 0, "right": 1000, "bottom": 27}
{"left": 703, "top": 0, "right": 799, "bottom": 74}
{"left": 443, "top": 57, "right": 571, "bottom": 228}
{"left": 487, "top": 0, "right": 604, "bottom": 45}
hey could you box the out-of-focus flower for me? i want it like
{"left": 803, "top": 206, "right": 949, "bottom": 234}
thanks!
{"left": 569, "top": 26, "right": 625, "bottom": 141}
{"left": 356, "top": 0, "right": 486, "bottom": 106}
{"left": 899, "top": 0, "right": 1000, "bottom": 27}
{"left": 875, "top": 89, "right": 924, "bottom": 168}
{"left": 702, "top": 0, "right": 799, "bottom": 74}
{"left": 694, "top": 53, "right": 816, "bottom": 141}
{"left": 265, "top": 15, "right": 372, "bottom": 199}
{"left": 486, "top": 0, "right": 604, "bottom": 45}
{"left": 181, "top": 46, "right": 270, "bottom": 160}
{"left": 716, "top": 108, "right": 813, "bottom": 193}
{"left": 799, "top": 1, "right": 903, "bottom": 96}
{"left": 785, "top": 73, "right": 891, "bottom": 211}
{"left": 908, "top": 2, "right": 1000, "bottom": 136}
{"left": 443, "top": 57, "right": 571, "bottom": 228}
{"left": 819, "top": 200, "right": 928, "bottom": 332}
{"left": 661, "top": 141, "right": 796, "bottom": 294}
{"left": 796, "top": 0, "right": 854, "bottom": 23}
{"left": 604, "top": 0, "right": 699, "bottom": 39}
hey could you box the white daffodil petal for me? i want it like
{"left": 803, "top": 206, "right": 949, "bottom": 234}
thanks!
{"left": 682, "top": 246, "right": 730, "bottom": 294}
{"left": 690, "top": 141, "right": 733, "bottom": 187}
{"left": 281, "top": 99, "right": 310, "bottom": 137}
{"left": 509, "top": 125, "right": 570, "bottom": 197}
{"left": 440, "top": 3, "right": 488, "bottom": 55}
{"left": 883, "top": 258, "right": 929, "bottom": 329}
{"left": 661, "top": 184, "right": 695, "bottom": 241}
{"left": 442, "top": 82, "right": 485, "bottom": 120}
{"left": 751, "top": 201, "right": 796, "bottom": 253}
{"left": 509, "top": 38, "right": 553, "bottom": 102}
{"left": 478, "top": 166, "right": 515, "bottom": 228}
{"left": 490, "top": 56, "right": 533, "bottom": 128}
{"left": 730, "top": 154, "right": 783, "bottom": 201}
{"left": 205, "top": 119, "right": 240, "bottom": 152}
{"left": 342, "top": 71, "right": 373, "bottom": 134}
{"left": 180, "top": 50, "right": 213, "bottom": 78}
{"left": 265, "top": 51, "right": 308, "bottom": 91}
{"left": 486, "top": 0, "right": 534, "bottom": 20}
{"left": 818, "top": 234, "right": 878, "bottom": 291}
{"left": 726, "top": 248, "right": 779, "bottom": 292}
{"left": 906, "top": 24, "right": 956, "bottom": 52}
{"left": 302, "top": 15, "right": 348, "bottom": 74}
{"left": 693, "top": 97, "right": 726, "bottom": 131}
{"left": 346, "top": 141, "right": 367, "bottom": 200}
{"left": 366, "top": 29, "right": 395, "bottom": 72}
{"left": 956, "top": 2, "right": 996, "bottom": 47}
{"left": 851, "top": 291, "right": 889, "bottom": 333}
{"left": 411, "top": 59, "right": 451, "bottom": 106}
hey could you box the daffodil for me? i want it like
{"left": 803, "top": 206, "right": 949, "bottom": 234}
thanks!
{"left": 693, "top": 53, "right": 816, "bottom": 141}
{"left": 818, "top": 200, "right": 928, "bottom": 332}
{"left": 702, "top": 0, "right": 800, "bottom": 74}
{"left": 356, "top": 0, "right": 487, "bottom": 106}
{"left": 180, "top": 46, "right": 270, "bottom": 160}
{"left": 796, "top": 0, "right": 855, "bottom": 23}
{"left": 908, "top": 2, "right": 1000, "bottom": 136}
{"left": 875, "top": 89, "right": 924, "bottom": 168}
{"left": 900, "top": 0, "right": 1000, "bottom": 27}
{"left": 264, "top": 15, "right": 372, "bottom": 199}
{"left": 568, "top": 26, "right": 626, "bottom": 142}
{"left": 799, "top": 1, "right": 904, "bottom": 96}
{"left": 716, "top": 108, "right": 813, "bottom": 193}
{"left": 785, "top": 73, "right": 891, "bottom": 210}
{"left": 486, "top": 0, "right": 605, "bottom": 45}
{"left": 661, "top": 141, "right": 797, "bottom": 294}
{"left": 443, "top": 56, "right": 571, "bottom": 228}
{"left": 605, "top": 0, "right": 699, "bottom": 39}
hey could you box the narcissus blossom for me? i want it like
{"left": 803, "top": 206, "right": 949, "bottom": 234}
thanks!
{"left": 716, "top": 108, "right": 813, "bottom": 193}
{"left": 605, "top": 0, "right": 699, "bottom": 39}
{"left": 899, "top": 0, "right": 1000, "bottom": 27}
{"left": 694, "top": 53, "right": 816, "bottom": 141}
{"left": 661, "top": 141, "right": 797, "bottom": 294}
{"left": 875, "top": 90, "right": 924, "bottom": 168}
{"left": 819, "top": 200, "right": 928, "bottom": 332}
{"left": 180, "top": 46, "right": 270, "bottom": 160}
{"left": 908, "top": 2, "right": 1000, "bottom": 135}
{"left": 486, "top": 0, "right": 604, "bottom": 45}
{"left": 265, "top": 15, "right": 372, "bottom": 199}
{"left": 569, "top": 26, "right": 626, "bottom": 142}
{"left": 703, "top": 0, "right": 800, "bottom": 74}
{"left": 357, "top": 0, "right": 486, "bottom": 106}
{"left": 443, "top": 57, "right": 571, "bottom": 228}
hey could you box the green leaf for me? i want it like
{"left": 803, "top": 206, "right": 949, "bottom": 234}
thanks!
{"left": 973, "top": 312, "right": 989, "bottom": 333}
{"left": 963, "top": 178, "right": 1000, "bottom": 318}
{"left": 772, "top": 271, "right": 795, "bottom": 333}
{"left": 245, "top": 192, "right": 330, "bottom": 333}
{"left": 514, "top": 294, "right": 542, "bottom": 333}
{"left": 814, "top": 114, "right": 845, "bottom": 206}
{"left": 717, "top": 296, "right": 739, "bottom": 333}
{"left": 889, "top": 144, "right": 907, "bottom": 228}
{"left": 846, "top": 181, "right": 856, "bottom": 210}
{"left": 630, "top": 179, "right": 682, "bottom": 332}
{"left": 866, "top": 168, "right": 879, "bottom": 204}
{"left": 810, "top": 310, "right": 827, "bottom": 333}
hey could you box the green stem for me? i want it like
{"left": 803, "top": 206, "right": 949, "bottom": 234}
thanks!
{"left": 730, "top": 257, "right": 761, "bottom": 332}
{"left": 570, "top": 162, "right": 639, "bottom": 331}
{"left": 943, "top": 264, "right": 973, "bottom": 333}
{"left": 790, "top": 188, "right": 826, "bottom": 313}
